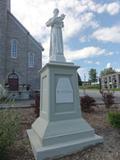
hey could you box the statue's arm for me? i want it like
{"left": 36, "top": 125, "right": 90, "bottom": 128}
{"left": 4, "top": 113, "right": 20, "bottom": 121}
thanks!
{"left": 46, "top": 17, "right": 56, "bottom": 27}
{"left": 46, "top": 15, "right": 65, "bottom": 27}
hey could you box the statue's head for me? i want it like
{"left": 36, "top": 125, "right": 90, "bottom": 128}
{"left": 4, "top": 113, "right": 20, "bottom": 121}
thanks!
{"left": 53, "top": 8, "right": 59, "bottom": 16}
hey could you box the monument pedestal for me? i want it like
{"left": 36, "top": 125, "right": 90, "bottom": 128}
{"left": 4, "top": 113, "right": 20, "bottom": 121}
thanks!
{"left": 27, "top": 62, "right": 103, "bottom": 160}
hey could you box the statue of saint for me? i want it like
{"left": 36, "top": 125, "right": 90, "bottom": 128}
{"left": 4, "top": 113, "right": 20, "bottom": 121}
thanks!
{"left": 46, "top": 8, "right": 66, "bottom": 62}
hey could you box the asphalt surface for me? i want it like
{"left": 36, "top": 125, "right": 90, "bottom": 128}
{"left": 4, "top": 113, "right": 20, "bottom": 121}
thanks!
{"left": 79, "top": 89, "right": 120, "bottom": 104}
{"left": 0, "top": 100, "right": 34, "bottom": 109}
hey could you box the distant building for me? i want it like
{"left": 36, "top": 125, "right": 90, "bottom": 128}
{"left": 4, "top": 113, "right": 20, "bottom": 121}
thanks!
{"left": 101, "top": 72, "right": 120, "bottom": 89}
{"left": 0, "top": 0, "right": 44, "bottom": 91}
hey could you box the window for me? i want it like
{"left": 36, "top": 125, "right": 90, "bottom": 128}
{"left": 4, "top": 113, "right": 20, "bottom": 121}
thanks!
{"left": 11, "top": 39, "right": 17, "bottom": 58}
{"left": 28, "top": 53, "right": 35, "bottom": 68}
{"left": 109, "top": 76, "right": 111, "bottom": 82}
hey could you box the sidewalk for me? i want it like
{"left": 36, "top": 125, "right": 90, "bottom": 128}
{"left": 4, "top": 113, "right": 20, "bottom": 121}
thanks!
{"left": 79, "top": 89, "right": 120, "bottom": 104}
{"left": 0, "top": 99, "right": 35, "bottom": 109}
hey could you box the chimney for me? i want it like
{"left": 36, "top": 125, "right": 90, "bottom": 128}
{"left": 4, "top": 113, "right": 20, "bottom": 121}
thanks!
{"left": 7, "top": 0, "right": 11, "bottom": 11}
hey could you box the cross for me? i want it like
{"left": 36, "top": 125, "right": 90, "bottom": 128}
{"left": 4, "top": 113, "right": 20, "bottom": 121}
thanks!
{"left": 55, "top": 0, "right": 58, "bottom": 8}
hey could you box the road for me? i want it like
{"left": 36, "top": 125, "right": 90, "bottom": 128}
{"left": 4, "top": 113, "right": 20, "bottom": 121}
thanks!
{"left": 79, "top": 89, "right": 120, "bottom": 104}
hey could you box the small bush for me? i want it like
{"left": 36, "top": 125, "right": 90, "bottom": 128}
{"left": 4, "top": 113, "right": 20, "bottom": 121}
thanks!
{"left": 34, "top": 93, "right": 40, "bottom": 117}
{"left": 0, "top": 109, "right": 20, "bottom": 160}
{"left": 0, "top": 84, "right": 7, "bottom": 104}
{"left": 101, "top": 91, "right": 114, "bottom": 109}
{"left": 80, "top": 95, "right": 96, "bottom": 112}
{"left": 108, "top": 112, "right": 120, "bottom": 128}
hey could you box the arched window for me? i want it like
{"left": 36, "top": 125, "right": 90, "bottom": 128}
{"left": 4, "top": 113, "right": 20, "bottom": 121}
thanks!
{"left": 28, "top": 53, "right": 35, "bottom": 68}
{"left": 11, "top": 39, "right": 17, "bottom": 58}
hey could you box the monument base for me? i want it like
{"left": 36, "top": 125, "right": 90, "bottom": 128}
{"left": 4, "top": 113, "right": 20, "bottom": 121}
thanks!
{"left": 49, "top": 54, "right": 66, "bottom": 62}
{"left": 27, "top": 118, "right": 103, "bottom": 160}
{"left": 27, "top": 62, "right": 103, "bottom": 160}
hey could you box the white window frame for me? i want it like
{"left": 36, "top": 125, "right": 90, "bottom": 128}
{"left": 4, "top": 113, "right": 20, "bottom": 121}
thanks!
{"left": 28, "top": 53, "right": 35, "bottom": 68}
{"left": 11, "top": 39, "right": 17, "bottom": 58}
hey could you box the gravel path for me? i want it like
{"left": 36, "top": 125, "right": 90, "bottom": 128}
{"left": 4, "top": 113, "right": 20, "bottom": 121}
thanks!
{"left": 7, "top": 106, "right": 120, "bottom": 160}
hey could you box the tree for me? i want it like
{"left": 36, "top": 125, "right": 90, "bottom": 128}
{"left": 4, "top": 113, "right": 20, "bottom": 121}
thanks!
{"left": 100, "top": 67, "right": 116, "bottom": 76}
{"left": 77, "top": 73, "right": 82, "bottom": 86}
{"left": 89, "top": 68, "right": 97, "bottom": 82}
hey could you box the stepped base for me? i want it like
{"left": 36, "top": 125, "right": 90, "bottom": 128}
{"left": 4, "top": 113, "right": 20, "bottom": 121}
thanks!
{"left": 27, "top": 129, "right": 103, "bottom": 160}
{"left": 27, "top": 118, "right": 103, "bottom": 160}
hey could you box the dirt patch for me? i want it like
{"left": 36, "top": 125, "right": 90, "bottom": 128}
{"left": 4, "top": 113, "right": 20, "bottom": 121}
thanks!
{"left": 7, "top": 106, "right": 120, "bottom": 160}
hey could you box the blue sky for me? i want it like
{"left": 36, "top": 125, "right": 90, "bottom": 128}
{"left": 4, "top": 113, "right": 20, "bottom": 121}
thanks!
{"left": 11, "top": 0, "right": 120, "bottom": 80}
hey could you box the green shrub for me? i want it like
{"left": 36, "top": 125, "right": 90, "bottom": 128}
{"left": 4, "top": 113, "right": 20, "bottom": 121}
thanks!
{"left": 0, "top": 109, "right": 20, "bottom": 159}
{"left": 80, "top": 95, "right": 96, "bottom": 112}
{"left": 0, "top": 84, "right": 7, "bottom": 100}
{"left": 80, "top": 84, "right": 100, "bottom": 90}
{"left": 108, "top": 112, "right": 120, "bottom": 128}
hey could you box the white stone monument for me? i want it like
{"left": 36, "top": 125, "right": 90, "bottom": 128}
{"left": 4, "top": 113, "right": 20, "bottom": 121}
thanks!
{"left": 46, "top": 8, "right": 66, "bottom": 62}
{"left": 27, "top": 8, "right": 103, "bottom": 160}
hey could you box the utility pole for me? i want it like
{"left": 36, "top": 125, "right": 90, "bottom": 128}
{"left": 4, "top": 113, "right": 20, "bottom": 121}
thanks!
{"left": 83, "top": 74, "right": 86, "bottom": 95}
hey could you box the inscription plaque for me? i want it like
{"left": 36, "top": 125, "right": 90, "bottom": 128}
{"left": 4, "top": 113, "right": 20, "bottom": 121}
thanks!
{"left": 56, "top": 77, "right": 73, "bottom": 103}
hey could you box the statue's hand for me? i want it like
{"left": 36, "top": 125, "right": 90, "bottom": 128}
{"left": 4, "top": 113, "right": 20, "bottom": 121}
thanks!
{"left": 61, "top": 14, "right": 65, "bottom": 19}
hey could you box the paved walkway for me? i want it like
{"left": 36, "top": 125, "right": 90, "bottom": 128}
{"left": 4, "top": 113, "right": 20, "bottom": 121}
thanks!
{"left": 79, "top": 89, "right": 120, "bottom": 104}
{"left": 0, "top": 99, "right": 35, "bottom": 109}
{"left": 1, "top": 90, "right": 120, "bottom": 109}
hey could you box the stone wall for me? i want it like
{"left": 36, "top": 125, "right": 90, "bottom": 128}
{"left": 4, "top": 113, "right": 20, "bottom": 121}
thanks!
{"left": 0, "top": 0, "right": 8, "bottom": 84}
{"left": 5, "top": 13, "right": 42, "bottom": 90}
{"left": 0, "top": 0, "right": 43, "bottom": 90}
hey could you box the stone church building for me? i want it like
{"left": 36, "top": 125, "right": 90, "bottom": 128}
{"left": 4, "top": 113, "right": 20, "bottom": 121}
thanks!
{"left": 0, "top": 0, "right": 44, "bottom": 91}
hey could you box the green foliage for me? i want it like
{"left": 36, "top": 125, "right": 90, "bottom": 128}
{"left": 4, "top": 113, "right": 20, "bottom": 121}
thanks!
{"left": 80, "top": 95, "right": 96, "bottom": 112}
{"left": 0, "top": 109, "right": 20, "bottom": 159}
{"left": 100, "top": 67, "right": 116, "bottom": 76}
{"left": 112, "top": 88, "right": 120, "bottom": 91}
{"left": 89, "top": 68, "right": 97, "bottom": 83}
{"left": 0, "top": 84, "right": 7, "bottom": 103}
{"left": 0, "top": 84, "right": 15, "bottom": 105}
{"left": 80, "top": 84, "right": 100, "bottom": 90}
{"left": 108, "top": 112, "right": 120, "bottom": 128}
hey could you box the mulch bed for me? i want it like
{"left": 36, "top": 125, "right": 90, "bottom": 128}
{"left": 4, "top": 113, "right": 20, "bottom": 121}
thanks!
{"left": 7, "top": 105, "right": 120, "bottom": 160}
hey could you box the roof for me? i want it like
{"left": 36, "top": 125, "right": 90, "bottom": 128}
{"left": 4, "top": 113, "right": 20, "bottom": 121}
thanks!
{"left": 8, "top": 11, "right": 44, "bottom": 51}
{"left": 101, "top": 72, "right": 120, "bottom": 78}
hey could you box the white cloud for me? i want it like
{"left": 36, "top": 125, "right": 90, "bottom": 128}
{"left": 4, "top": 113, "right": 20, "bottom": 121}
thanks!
{"left": 106, "top": 63, "right": 112, "bottom": 68}
{"left": 11, "top": 0, "right": 99, "bottom": 42}
{"left": 107, "top": 2, "right": 120, "bottom": 15}
{"left": 11, "top": 0, "right": 56, "bottom": 40}
{"left": 95, "top": 61, "right": 100, "bottom": 65}
{"left": 96, "top": 2, "right": 120, "bottom": 15}
{"left": 84, "top": 60, "right": 93, "bottom": 64}
{"left": 106, "top": 52, "right": 114, "bottom": 56}
{"left": 83, "top": 0, "right": 120, "bottom": 15}
{"left": 92, "top": 26, "right": 120, "bottom": 43}
{"left": 11, "top": 0, "right": 119, "bottom": 66}
{"left": 42, "top": 43, "right": 108, "bottom": 64}
{"left": 80, "top": 36, "right": 89, "bottom": 42}
{"left": 41, "top": 38, "right": 50, "bottom": 66}
{"left": 116, "top": 68, "right": 120, "bottom": 72}
{"left": 84, "top": 60, "right": 100, "bottom": 65}
{"left": 65, "top": 46, "right": 107, "bottom": 61}
{"left": 11, "top": 0, "right": 120, "bottom": 45}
